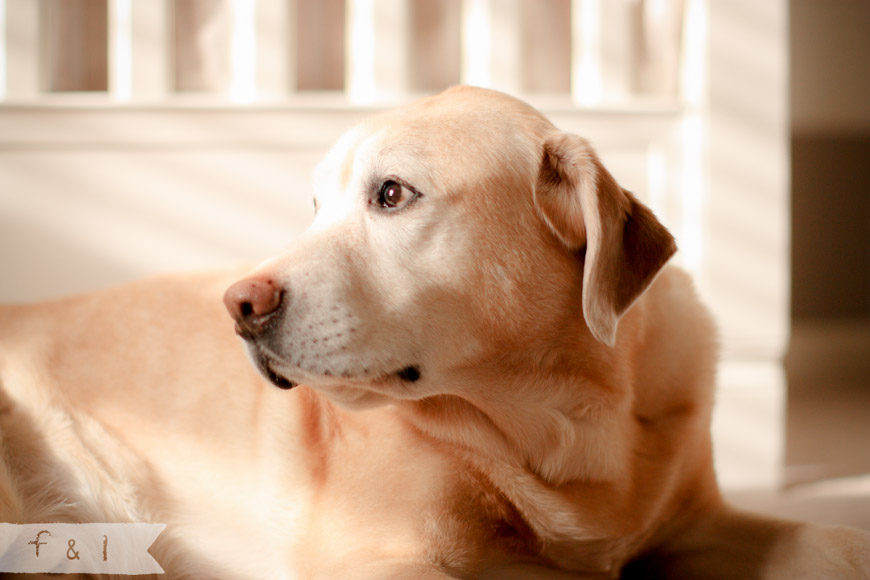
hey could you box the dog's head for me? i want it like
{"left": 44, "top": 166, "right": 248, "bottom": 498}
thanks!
{"left": 224, "top": 86, "right": 675, "bottom": 409}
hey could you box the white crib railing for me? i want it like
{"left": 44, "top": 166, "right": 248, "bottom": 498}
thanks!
{"left": 0, "top": 0, "right": 790, "bottom": 492}
{"left": 2, "top": 0, "right": 689, "bottom": 105}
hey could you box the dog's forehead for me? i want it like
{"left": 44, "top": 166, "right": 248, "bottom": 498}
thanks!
{"left": 314, "top": 87, "right": 552, "bottom": 193}
{"left": 369, "top": 87, "right": 552, "bottom": 158}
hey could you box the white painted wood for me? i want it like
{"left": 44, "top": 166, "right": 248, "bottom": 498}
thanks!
{"left": 486, "top": 0, "right": 521, "bottom": 94}
{"left": 255, "top": 0, "right": 293, "bottom": 98}
{"left": 640, "top": 0, "right": 685, "bottom": 98}
{"left": 0, "top": 0, "right": 7, "bottom": 98}
{"left": 109, "top": 0, "right": 170, "bottom": 100}
{"left": 346, "top": 0, "right": 409, "bottom": 103}
{"left": 3, "top": 0, "right": 40, "bottom": 99}
{"left": 698, "top": 0, "right": 789, "bottom": 489}
{"left": 701, "top": 0, "right": 790, "bottom": 361}
{"left": 571, "top": 0, "right": 602, "bottom": 104}
{"left": 461, "top": 0, "right": 522, "bottom": 94}
{"left": 228, "top": 0, "right": 256, "bottom": 102}
{"left": 109, "top": 0, "right": 133, "bottom": 99}
{"left": 713, "top": 362, "right": 787, "bottom": 490}
{"left": 598, "top": 0, "right": 637, "bottom": 101}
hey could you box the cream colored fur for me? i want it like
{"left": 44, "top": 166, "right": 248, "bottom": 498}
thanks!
{"left": 1, "top": 87, "right": 868, "bottom": 579}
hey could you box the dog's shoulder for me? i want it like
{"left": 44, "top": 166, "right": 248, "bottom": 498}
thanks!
{"left": 624, "top": 264, "right": 719, "bottom": 397}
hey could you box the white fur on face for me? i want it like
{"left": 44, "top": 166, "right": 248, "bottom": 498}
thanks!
{"left": 243, "top": 92, "right": 562, "bottom": 409}
{"left": 247, "top": 128, "right": 488, "bottom": 408}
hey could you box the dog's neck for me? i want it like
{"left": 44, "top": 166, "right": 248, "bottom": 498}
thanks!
{"left": 407, "top": 284, "right": 639, "bottom": 487}
{"left": 396, "top": 368, "right": 640, "bottom": 573}
{"left": 402, "top": 348, "right": 634, "bottom": 488}
{"left": 293, "top": 362, "right": 639, "bottom": 573}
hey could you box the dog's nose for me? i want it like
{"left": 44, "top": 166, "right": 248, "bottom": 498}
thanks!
{"left": 223, "top": 276, "right": 283, "bottom": 338}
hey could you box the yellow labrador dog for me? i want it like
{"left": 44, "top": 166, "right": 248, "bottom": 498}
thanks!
{"left": 1, "top": 87, "right": 868, "bottom": 579}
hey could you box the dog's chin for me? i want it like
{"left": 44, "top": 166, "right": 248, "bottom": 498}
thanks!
{"left": 247, "top": 346, "right": 422, "bottom": 397}
{"left": 260, "top": 359, "right": 299, "bottom": 391}
{"left": 253, "top": 351, "right": 299, "bottom": 390}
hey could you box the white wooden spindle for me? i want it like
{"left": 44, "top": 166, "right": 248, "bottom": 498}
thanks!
{"left": 641, "top": 0, "right": 685, "bottom": 98}
{"left": 109, "top": 0, "right": 132, "bottom": 100}
{"left": 461, "top": 0, "right": 521, "bottom": 94}
{"left": 346, "top": 0, "right": 409, "bottom": 104}
{"left": 229, "top": 0, "right": 256, "bottom": 102}
{"left": 3, "top": 0, "right": 40, "bottom": 99}
{"left": 679, "top": 0, "right": 703, "bottom": 108}
{"left": 599, "top": 0, "right": 635, "bottom": 102}
{"left": 676, "top": 0, "right": 706, "bottom": 274}
{"left": 109, "top": 0, "right": 170, "bottom": 101}
{"left": 487, "top": 0, "right": 521, "bottom": 94}
{"left": 131, "top": 0, "right": 170, "bottom": 98}
{"left": 0, "top": 0, "right": 7, "bottom": 98}
{"left": 461, "top": 0, "right": 490, "bottom": 88}
{"left": 256, "top": 0, "right": 292, "bottom": 99}
{"left": 571, "top": 0, "right": 602, "bottom": 105}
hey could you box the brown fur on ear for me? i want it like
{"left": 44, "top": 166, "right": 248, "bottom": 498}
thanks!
{"left": 534, "top": 133, "right": 677, "bottom": 346}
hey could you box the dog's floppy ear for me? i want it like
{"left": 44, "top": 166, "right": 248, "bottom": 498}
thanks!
{"left": 534, "top": 133, "right": 677, "bottom": 346}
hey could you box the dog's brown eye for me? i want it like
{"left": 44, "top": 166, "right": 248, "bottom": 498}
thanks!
{"left": 377, "top": 181, "right": 415, "bottom": 210}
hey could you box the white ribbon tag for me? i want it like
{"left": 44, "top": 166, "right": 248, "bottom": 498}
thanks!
{"left": 0, "top": 523, "right": 165, "bottom": 575}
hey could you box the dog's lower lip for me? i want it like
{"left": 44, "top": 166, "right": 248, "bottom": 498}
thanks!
{"left": 268, "top": 368, "right": 298, "bottom": 390}
{"left": 259, "top": 355, "right": 298, "bottom": 390}
{"left": 255, "top": 349, "right": 418, "bottom": 388}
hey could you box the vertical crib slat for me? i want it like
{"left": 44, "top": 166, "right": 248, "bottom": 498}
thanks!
{"left": 346, "top": 0, "right": 409, "bottom": 103}
{"left": 599, "top": 0, "right": 637, "bottom": 101}
{"left": 640, "top": 0, "right": 685, "bottom": 99}
{"left": 461, "top": 0, "right": 522, "bottom": 94}
{"left": 4, "top": 0, "right": 40, "bottom": 98}
{"left": 109, "top": 0, "right": 170, "bottom": 100}
{"left": 130, "top": 0, "right": 170, "bottom": 98}
{"left": 228, "top": 0, "right": 255, "bottom": 102}
{"left": 571, "top": 0, "right": 602, "bottom": 105}
{"left": 256, "top": 0, "right": 292, "bottom": 99}
{"left": 486, "top": 0, "right": 521, "bottom": 94}
{"left": 0, "top": 0, "right": 4, "bottom": 98}
{"left": 108, "top": 0, "right": 132, "bottom": 99}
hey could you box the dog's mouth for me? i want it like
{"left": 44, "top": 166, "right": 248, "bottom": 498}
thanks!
{"left": 253, "top": 349, "right": 421, "bottom": 392}
{"left": 257, "top": 354, "right": 298, "bottom": 390}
